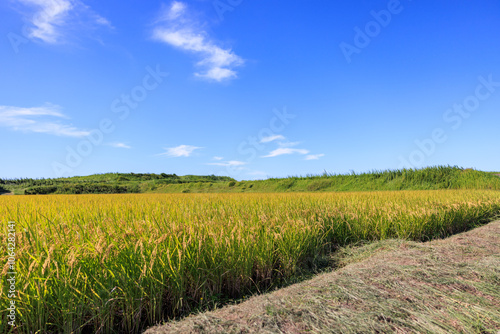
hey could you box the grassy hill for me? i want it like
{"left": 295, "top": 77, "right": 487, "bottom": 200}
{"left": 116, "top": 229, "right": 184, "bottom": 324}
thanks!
{"left": 0, "top": 173, "right": 235, "bottom": 195}
{"left": 2, "top": 166, "right": 500, "bottom": 195}
{"left": 152, "top": 166, "right": 500, "bottom": 193}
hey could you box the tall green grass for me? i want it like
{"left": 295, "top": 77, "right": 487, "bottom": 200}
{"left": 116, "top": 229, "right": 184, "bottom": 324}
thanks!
{"left": 155, "top": 166, "right": 500, "bottom": 193}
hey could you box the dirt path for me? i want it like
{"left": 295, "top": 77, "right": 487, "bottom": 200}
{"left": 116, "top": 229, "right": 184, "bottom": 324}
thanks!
{"left": 145, "top": 221, "right": 500, "bottom": 334}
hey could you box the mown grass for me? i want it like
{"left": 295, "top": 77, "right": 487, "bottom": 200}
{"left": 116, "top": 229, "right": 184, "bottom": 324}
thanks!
{"left": 1, "top": 190, "right": 500, "bottom": 333}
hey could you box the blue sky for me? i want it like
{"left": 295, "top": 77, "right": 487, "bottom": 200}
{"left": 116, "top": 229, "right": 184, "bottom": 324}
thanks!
{"left": 1, "top": 0, "right": 499, "bottom": 180}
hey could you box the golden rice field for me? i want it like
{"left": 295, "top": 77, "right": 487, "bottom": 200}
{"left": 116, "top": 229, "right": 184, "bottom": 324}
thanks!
{"left": 2, "top": 190, "right": 500, "bottom": 333}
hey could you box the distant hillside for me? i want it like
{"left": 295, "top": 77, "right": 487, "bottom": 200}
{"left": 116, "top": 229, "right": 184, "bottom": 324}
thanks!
{"left": 0, "top": 173, "right": 235, "bottom": 195}
{"left": 2, "top": 166, "right": 499, "bottom": 195}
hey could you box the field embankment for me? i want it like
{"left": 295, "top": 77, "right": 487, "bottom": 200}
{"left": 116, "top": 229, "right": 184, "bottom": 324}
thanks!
{"left": 2, "top": 166, "right": 500, "bottom": 195}
{"left": 1, "top": 190, "right": 500, "bottom": 333}
{"left": 145, "top": 220, "right": 500, "bottom": 334}
{"left": 156, "top": 166, "right": 500, "bottom": 193}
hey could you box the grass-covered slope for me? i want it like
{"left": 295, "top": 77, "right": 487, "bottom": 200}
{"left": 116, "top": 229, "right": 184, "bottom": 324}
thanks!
{"left": 154, "top": 166, "right": 500, "bottom": 193}
{"left": 0, "top": 173, "right": 235, "bottom": 195}
{"left": 2, "top": 166, "right": 499, "bottom": 194}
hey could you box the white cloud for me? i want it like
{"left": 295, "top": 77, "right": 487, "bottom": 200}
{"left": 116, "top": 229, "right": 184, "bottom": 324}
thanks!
{"left": 305, "top": 154, "right": 325, "bottom": 160}
{"left": 260, "top": 134, "right": 285, "bottom": 143}
{"left": 16, "top": 0, "right": 111, "bottom": 44}
{"left": 107, "top": 142, "right": 131, "bottom": 149}
{"left": 206, "top": 160, "right": 246, "bottom": 167}
{"left": 0, "top": 104, "right": 89, "bottom": 137}
{"left": 166, "top": 1, "right": 186, "bottom": 20}
{"left": 247, "top": 170, "right": 268, "bottom": 177}
{"left": 152, "top": 1, "right": 244, "bottom": 81}
{"left": 158, "top": 145, "right": 201, "bottom": 157}
{"left": 278, "top": 141, "right": 300, "bottom": 147}
{"left": 261, "top": 148, "right": 309, "bottom": 158}
{"left": 212, "top": 156, "right": 224, "bottom": 160}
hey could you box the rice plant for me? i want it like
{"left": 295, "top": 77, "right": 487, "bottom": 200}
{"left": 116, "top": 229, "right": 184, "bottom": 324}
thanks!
{"left": 1, "top": 190, "right": 500, "bottom": 333}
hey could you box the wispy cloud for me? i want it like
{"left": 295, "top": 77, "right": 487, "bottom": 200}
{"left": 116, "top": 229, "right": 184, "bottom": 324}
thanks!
{"left": 261, "top": 148, "right": 309, "bottom": 158}
{"left": 158, "top": 144, "right": 202, "bottom": 157}
{"left": 206, "top": 160, "right": 246, "bottom": 167}
{"left": 305, "top": 153, "right": 325, "bottom": 160}
{"left": 247, "top": 170, "right": 268, "bottom": 177}
{"left": 0, "top": 104, "right": 89, "bottom": 137}
{"left": 152, "top": 1, "right": 244, "bottom": 81}
{"left": 278, "top": 141, "right": 300, "bottom": 147}
{"left": 107, "top": 142, "right": 131, "bottom": 149}
{"left": 15, "top": 0, "right": 112, "bottom": 44}
{"left": 164, "top": 1, "right": 185, "bottom": 20}
{"left": 212, "top": 156, "right": 224, "bottom": 160}
{"left": 260, "top": 134, "right": 285, "bottom": 143}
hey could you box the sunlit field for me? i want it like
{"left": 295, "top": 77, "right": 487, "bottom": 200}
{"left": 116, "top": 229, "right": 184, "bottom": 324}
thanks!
{"left": 2, "top": 190, "right": 500, "bottom": 333}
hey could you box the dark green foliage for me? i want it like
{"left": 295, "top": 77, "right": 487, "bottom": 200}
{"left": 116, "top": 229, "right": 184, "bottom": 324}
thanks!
{"left": 24, "top": 186, "right": 58, "bottom": 195}
{"left": 1, "top": 172, "right": 237, "bottom": 195}
{"left": 24, "top": 183, "right": 140, "bottom": 195}
{"left": 0, "top": 184, "right": 10, "bottom": 194}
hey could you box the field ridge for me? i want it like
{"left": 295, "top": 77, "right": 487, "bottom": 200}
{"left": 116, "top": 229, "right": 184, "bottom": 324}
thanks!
{"left": 3, "top": 166, "right": 500, "bottom": 195}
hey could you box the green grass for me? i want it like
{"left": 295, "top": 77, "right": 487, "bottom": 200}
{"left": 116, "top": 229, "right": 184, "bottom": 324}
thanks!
{"left": 0, "top": 173, "right": 235, "bottom": 195}
{"left": 3, "top": 166, "right": 500, "bottom": 195}
{"left": 154, "top": 166, "right": 500, "bottom": 193}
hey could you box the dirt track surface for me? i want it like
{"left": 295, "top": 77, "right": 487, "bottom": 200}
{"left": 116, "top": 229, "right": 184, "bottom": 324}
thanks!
{"left": 144, "top": 221, "right": 500, "bottom": 334}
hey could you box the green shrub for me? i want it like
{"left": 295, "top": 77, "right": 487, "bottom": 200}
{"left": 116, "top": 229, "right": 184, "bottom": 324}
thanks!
{"left": 24, "top": 186, "right": 58, "bottom": 195}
